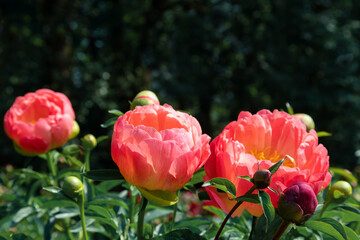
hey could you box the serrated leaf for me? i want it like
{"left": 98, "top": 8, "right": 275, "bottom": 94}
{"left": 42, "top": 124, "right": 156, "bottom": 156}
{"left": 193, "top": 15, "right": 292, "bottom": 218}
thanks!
{"left": 83, "top": 169, "right": 124, "bottom": 181}
{"left": 317, "top": 131, "right": 332, "bottom": 137}
{"left": 100, "top": 117, "right": 118, "bottom": 128}
{"left": 108, "top": 109, "right": 124, "bottom": 116}
{"left": 202, "top": 177, "right": 236, "bottom": 197}
{"left": 230, "top": 193, "right": 260, "bottom": 204}
{"left": 305, "top": 218, "right": 348, "bottom": 240}
{"left": 258, "top": 191, "right": 275, "bottom": 231}
{"left": 268, "top": 157, "right": 286, "bottom": 174}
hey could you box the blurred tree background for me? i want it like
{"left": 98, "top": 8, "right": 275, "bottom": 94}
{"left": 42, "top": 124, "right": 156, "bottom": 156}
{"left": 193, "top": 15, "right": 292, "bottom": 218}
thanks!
{"left": 1, "top": 0, "right": 360, "bottom": 170}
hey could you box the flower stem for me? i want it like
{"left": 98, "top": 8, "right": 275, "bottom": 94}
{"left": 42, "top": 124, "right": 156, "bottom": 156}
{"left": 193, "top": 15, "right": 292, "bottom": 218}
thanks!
{"left": 169, "top": 190, "right": 179, "bottom": 231}
{"left": 249, "top": 216, "right": 257, "bottom": 240}
{"left": 319, "top": 195, "right": 333, "bottom": 217}
{"left": 215, "top": 185, "right": 257, "bottom": 240}
{"left": 78, "top": 191, "right": 89, "bottom": 240}
{"left": 84, "top": 150, "right": 91, "bottom": 172}
{"left": 137, "top": 197, "right": 146, "bottom": 240}
{"left": 129, "top": 186, "right": 136, "bottom": 223}
{"left": 46, "top": 151, "right": 57, "bottom": 186}
{"left": 271, "top": 220, "right": 290, "bottom": 240}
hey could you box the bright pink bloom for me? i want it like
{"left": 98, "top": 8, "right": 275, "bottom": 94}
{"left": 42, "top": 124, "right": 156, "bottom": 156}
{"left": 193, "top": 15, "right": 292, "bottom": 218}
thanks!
{"left": 111, "top": 104, "right": 211, "bottom": 191}
{"left": 204, "top": 110, "right": 331, "bottom": 217}
{"left": 4, "top": 89, "right": 75, "bottom": 154}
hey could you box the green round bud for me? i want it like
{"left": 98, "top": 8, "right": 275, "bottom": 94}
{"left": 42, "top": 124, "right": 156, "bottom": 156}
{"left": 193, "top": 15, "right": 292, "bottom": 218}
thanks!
{"left": 81, "top": 134, "right": 97, "bottom": 150}
{"left": 62, "top": 176, "right": 84, "bottom": 199}
{"left": 329, "top": 180, "right": 352, "bottom": 202}
{"left": 130, "top": 90, "right": 160, "bottom": 110}
{"left": 252, "top": 169, "right": 272, "bottom": 189}
{"left": 294, "top": 113, "right": 315, "bottom": 132}
{"left": 69, "top": 121, "right": 80, "bottom": 140}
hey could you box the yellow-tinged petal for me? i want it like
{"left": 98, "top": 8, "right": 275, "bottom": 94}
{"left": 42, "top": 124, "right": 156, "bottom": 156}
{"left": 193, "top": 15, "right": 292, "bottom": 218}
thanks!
{"left": 137, "top": 187, "right": 178, "bottom": 206}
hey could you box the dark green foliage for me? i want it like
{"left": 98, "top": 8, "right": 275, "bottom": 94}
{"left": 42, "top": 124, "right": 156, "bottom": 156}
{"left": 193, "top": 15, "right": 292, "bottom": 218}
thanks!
{"left": 1, "top": 0, "right": 360, "bottom": 170}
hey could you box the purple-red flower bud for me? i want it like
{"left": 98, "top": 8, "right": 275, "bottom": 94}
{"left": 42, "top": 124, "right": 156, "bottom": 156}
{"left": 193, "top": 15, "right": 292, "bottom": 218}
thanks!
{"left": 252, "top": 169, "right": 272, "bottom": 189}
{"left": 277, "top": 182, "right": 318, "bottom": 224}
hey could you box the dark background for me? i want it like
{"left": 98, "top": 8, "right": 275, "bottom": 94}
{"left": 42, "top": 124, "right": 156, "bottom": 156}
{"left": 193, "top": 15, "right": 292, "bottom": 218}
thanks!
{"left": 1, "top": 0, "right": 360, "bottom": 171}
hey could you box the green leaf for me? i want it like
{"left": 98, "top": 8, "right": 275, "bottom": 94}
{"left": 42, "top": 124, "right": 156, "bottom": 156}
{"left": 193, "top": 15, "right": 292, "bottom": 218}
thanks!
{"left": 231, "top": 193, "right": 260, "bottom": 204}
{"left": 202, "top": 206, "right": 226, "bottom": 219}
{"left": 56, "top": 169, "right": 81, "bottom": 180}
{"left": 83, "top": 169, "right": 124, "bottom": 181}
{"left": 152, "top": 229, "right": 206, "bottom": 239}
{"left": 268, "top": 157, "right": 286, "bottom": 175}
{"left": 12, "top": 206, "right": 34, "bottom": 223}
{"left": 258, "top": 191, "right": 275, "bottom": 231}
{"left": 329, "top": 167, "right": 358, "bottom": 185}
{"left": 43, "top": 186, "right": 64, "bottom": 195}
{"left": 54, "top": 208, "right": 79, "bottom": 219}
{"left": 100, "top": 117, "right": 118, "bottom": 128}
{"left": 108, "top": 109, "right": 124, "bottom": 116}
{"left": 237, "top": 175, "right": 252, "bottom": 182}
{"left": 42, "top": 199, "right": 78, "bottom": 209}
{"left": 96, "top": 135, "right": 109, "bottom": 144}
{"left": 175, "top": 218, "right": 212, "bottom": 229}
{"left": 186, "top": 168, "right": 205, "bottom": 186}
{"left": 317, "top": 131, "right": 332, "bottom": 137}
{"left": 88, "top": 205, "right": 113, "bottom": 219}
{"left": 305, "top": 218, "right": 348, "bottom": 240}
{"left": 202, "top": 177, "right": 236, "bottom": 197}
{"left": 18, "top": 168, "right": 47, "bottom": 181}
{"left": 286, "top": 102, "right": 294, "bottom": 115}
{"left": 343, "top": 225, "right": 359, "bottom": 240}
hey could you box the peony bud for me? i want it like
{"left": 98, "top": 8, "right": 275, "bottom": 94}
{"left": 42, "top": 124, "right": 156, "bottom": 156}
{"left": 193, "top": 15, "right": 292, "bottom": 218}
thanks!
{"left": 69, "top": 121, "right": 80, "bottom": 140}
{"left": 277, "top": 182, "right": 318, "bottom": 224}
{"left": 252, "top": 169, "right": 272, "bottom": 189}
{"left": 81, "top": 134, "right": 97, "bottom": 151}
{"left": 130, "top": 90, "right": 160, "bottom": 110}
{"left": 62, "top": 176, "right": 84, "bottom": 199}
{"left": 329, "top": 180, "right": 352, "bottom": 202}
{"left": 294, "top": 113, "right": 315, "bottom": 132}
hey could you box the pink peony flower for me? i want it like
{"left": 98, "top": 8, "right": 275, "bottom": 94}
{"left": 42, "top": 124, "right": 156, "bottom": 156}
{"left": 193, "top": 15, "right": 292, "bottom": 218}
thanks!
{"left": 4, "top": 89, "right": 75, "bottom": 155}
{"left": 204, "top": 110, "right": 331, "bottom": 217}
{"left": 111, "top": 104, "right": 211, "bottom": 191}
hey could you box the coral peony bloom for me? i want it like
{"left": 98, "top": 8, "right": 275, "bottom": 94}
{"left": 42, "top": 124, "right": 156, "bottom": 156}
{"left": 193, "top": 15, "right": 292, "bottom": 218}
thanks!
{"left": 111, "top": 104, "right": 211, "bottom": 191}
{"left": 204, "top": 110, "right": 331, "bottom": 217}
{"left": 4, "top": 89, "right": 75, "bottom": 155}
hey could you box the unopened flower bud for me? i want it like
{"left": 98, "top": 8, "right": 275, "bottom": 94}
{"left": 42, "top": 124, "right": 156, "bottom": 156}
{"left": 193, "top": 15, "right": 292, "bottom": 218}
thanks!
{"left": 130, "top": 90, "right": 160, "bottom": 110}
{"left": 81, "top": 134, "right": 97, "bottom": 150}
{"left": 69, "top": 121, "right": 80, "bottom": 140}
{"left": 329, "top": 180, "right": 352, "bottom": 202}
{"left": 294, "top": 113, "right": 315, "bottom": 132}
{"left": 252, "top": 169, "right": 272, "bottom": 189}
{"left": 277, "top": 182, "right": 317, "bottom": 224}
{"left": 62, "top": 176, "right": 83, "bottom": 199}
